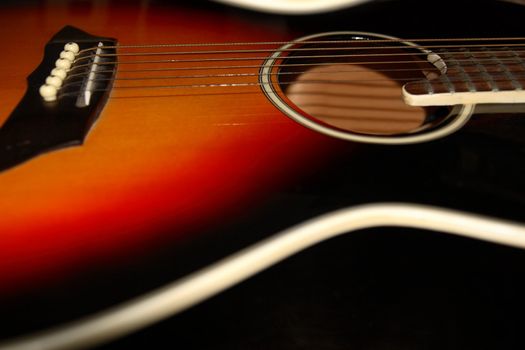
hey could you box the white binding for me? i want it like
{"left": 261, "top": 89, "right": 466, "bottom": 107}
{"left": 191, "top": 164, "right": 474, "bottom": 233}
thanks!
{"left": 212, "top": 0, "right": 370, "bottom": 14}
{"left": 2, "top": 203, "right": 525, "bottom": 350}
{"left": 403, "top": 87, "right": 525, "bottom": 106}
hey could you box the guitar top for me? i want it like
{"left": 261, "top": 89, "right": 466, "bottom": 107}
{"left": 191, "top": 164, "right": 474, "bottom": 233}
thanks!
{"left": 1, "top": 0, "right": 525, "bottom": 349}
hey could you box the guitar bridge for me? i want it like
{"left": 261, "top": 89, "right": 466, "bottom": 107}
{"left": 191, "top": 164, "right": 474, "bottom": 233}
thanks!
{"left": 76, "top": 42, "right": 105, "bottom": 108}
{"left": 0, "top": 26, "right": 117, "bottom": 172}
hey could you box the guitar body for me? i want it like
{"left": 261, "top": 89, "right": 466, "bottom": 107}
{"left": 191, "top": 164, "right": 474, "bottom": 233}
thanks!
{"left": 2, "top": 0, "right": 525, "bottom": 349}
{"left": 0, "top": 1, "right": 314, "bottom": 286}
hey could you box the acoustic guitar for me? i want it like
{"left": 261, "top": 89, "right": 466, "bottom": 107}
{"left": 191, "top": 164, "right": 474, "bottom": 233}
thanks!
{"left": 2, "top": 0, "right": 525, "bottom": 349}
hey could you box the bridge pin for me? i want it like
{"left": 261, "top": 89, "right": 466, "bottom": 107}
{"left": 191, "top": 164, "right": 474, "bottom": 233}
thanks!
{"left": 39, "top": 84, "right": 57, "bottom": 102}
{"left": 46, "top": 75, "right": 63, "bottom": 88}
{"left": 64, "top": 42, "right": 80, "bottom": 54}
{"left": 55, "top": 58, "right": 72, "bottom": 70}
{"left": 51, "top": 67, "right": 67, "bottom": 80}
{"left": 59, "top": 50, "right": 75, "bottom": 62}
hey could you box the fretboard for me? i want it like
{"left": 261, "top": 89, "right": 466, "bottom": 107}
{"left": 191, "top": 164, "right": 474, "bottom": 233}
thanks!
{"left": 403, "top": 47, "right": 525, "bottom": 106}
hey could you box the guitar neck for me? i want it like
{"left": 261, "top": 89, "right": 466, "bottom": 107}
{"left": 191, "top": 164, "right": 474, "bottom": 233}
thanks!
{"left": 404, "top": 43, "right": 525, "bottom": 106}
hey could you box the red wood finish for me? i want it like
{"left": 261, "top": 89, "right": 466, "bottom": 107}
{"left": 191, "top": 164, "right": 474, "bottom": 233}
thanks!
{"left": 0, "top": 2, "right": 345, "bottom": 294}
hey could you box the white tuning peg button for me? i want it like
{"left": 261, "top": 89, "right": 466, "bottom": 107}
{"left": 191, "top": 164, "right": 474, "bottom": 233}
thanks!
{"left": 51, "top": 67, "right": 67, "bottom": 80}
{"left": 64, "top": 42, "right": 80, "bottom": 54}
{"left": 39, "top": 84, "right": 57, "bottom": 101}
{"left": 46, "top": 75, "right": 63, "bottom": 88}
{"left": 55, "top": 58, "right": 72, "bottom": 70}
{"left": 60, "top": 50, "right": 75, "bottom": 61}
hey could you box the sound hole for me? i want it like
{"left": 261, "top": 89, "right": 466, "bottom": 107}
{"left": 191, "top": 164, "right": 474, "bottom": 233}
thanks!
{"left": 276, "top": 34, "right": 450, "bottom": 136}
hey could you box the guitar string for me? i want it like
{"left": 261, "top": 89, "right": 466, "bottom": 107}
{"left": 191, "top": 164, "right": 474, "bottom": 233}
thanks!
{"left": 76, "top": 36, "right": 525, "bottom": 54}
{"left": 58, "top": 73, "right": 525, "bottom": 99}
{"left": 68, "top": 58, "right": 520, "bottom": 79}
{"left": 104, "top": 89, "right": 408, "bottom": 100}
{"left": 73, "top": 43, "right": 525, "bottom": 64}
{"left": 58, "top": 66, "right": 523, "bottom": 91}
{"left": 65, "top": 55, "right": 525, "bottom": 89}
{"left": 58, "top": 56, "right": 525, "bottom": 95}
{"left": 61, "top": 67, "right": 443, "bottom": 89}
{"left": 55, "top": 37, "right": 525, "bottom": 96}
{"left": 59, "top": 78, "right": 423, "bottom": 97}
{"left": 69, "top": 48, "right": 525, "bottom": 72}
{"left": 64, "top": 57, "right": 525, "bottom": 83}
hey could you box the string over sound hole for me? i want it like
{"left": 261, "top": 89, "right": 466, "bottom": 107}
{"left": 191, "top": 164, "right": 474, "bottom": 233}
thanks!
{"left": 260, "top": 32, "right": 456, "bottom": 143}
